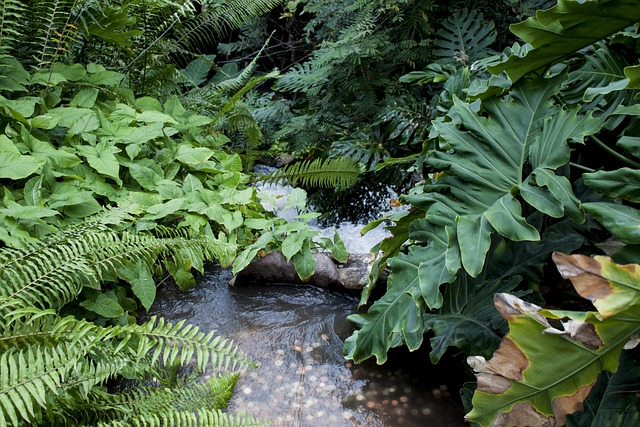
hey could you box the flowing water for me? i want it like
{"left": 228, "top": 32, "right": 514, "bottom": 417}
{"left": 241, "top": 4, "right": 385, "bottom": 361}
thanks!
{"left": 148, "top": 268, "right": 466, "bottom": 426}
{"left": 145, "top": 170, "right": 467, "bottom": 426}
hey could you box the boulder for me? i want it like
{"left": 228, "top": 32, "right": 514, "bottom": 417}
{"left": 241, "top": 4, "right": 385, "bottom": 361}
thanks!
{"left": 229, "top": 252, "right": 381, "bottom": 291}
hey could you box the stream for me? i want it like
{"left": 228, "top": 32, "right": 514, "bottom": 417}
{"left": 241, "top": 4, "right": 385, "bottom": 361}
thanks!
{"left": 145, "top": 175, "right": 467, "bottom": 426}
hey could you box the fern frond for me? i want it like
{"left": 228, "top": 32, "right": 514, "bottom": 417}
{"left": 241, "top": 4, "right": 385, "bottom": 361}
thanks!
{"left": 0, "top": 224, "right": 235, "bottom": 311}
{"left": 124, "top": 316, "right": 252, "bottom": 373}
{"left": 125, "top": 409, "right": 266, "bottom": 427}
{"left": 173, "top": 0, "right": 281, "bottom": 52}
{"left": 0, "top": 0, "right": 27, "bottom": 51}
{"left": 0, "top": 342, "right": 79, "bottom": 426}
{"left": 258, "top": 157, "right": 362, "bottom": 189}
{"left": 86, "top": 373, "right": 238, "bottom": 422}
{"left": 31, "top": 0, "right": 80, "bottom": 68}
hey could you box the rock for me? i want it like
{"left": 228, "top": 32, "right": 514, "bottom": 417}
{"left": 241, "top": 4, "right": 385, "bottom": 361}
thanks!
{"left": 229, "top": 252, "right": 381, "bottom": 291}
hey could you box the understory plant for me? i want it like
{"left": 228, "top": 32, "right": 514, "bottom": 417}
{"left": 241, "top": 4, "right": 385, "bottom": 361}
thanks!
{"left": 344, "top": 0, "right": 640, "bottom": 424}
{"left": 0, "top": 215, "right": 260, "bottom": 426}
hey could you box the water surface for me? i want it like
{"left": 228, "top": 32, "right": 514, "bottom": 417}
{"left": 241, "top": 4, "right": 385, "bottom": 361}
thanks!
{"left": 147, "top": 267, "right": 466, "bottom": 426}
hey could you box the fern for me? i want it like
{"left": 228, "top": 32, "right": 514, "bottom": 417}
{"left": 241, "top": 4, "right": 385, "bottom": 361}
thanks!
{"left": 0, "top": 223, "right": 233, "bottom": 311}
{"left": 258, "top": 157, "right": 362, "bottom": 189}
{"left": 173, "top": 0, "right": 282, "bottom": 53}
{"left": 0, "top": 0, "right": 26, "bottom": 52}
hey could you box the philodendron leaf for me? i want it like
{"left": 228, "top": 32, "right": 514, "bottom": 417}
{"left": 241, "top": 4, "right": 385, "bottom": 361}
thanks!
{"left": 426, "top": 73, "right": 599, "bottom": 276}
{"left": 466, "top": 252, "right": 640, "bottom": 426}
{"left": 489, "top": 0, "right": 640, "bottom": 83}
{"left": 583, "top": 168, "right": 640, "bottom": 202}
{"left": 582, "top": 202, "right": 640, "bottom": 244}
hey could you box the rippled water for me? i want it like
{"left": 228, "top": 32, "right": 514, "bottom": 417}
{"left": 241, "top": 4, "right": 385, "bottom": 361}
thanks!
{"left": 146, "top": 267, "right": 466, "bottom": 426}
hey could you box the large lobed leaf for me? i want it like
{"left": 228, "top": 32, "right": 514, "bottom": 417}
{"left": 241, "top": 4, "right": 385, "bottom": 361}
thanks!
{"left": 466, "top": 252, "right": 640, "bottom": 426}
{"left": 489, "top": 0, "right": 640, "bottom": 83}
{"left": 347, "top": 74, "right": 603, "bottom": 364}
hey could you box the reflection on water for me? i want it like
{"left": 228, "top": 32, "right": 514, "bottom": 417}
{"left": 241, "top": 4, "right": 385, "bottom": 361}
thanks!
{"left": 145, "top": 266, "right": 466, "bottom": 426}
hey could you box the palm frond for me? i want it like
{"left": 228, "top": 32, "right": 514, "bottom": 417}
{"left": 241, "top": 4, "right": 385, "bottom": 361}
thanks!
{"left": 258, "top": 157, "right": 362, "bottom": 189}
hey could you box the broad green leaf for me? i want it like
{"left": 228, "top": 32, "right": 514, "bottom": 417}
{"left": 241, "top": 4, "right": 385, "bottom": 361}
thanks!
{"left": 175, "top": 145, "right": 214, "bottom": 164}
{"left": 485, "top": 196, "right": 540, "bottom": 242}
{"left": 281, "top": 229, "right": 308, "bottom": 262}
{"left": 165, "top": 260, "right": 197, "bottom": 291}
{"left": 0, "top": 135, "right": 44, "bottom": 179}
{"left": 137, "top": 110, "right": 178, "bottom": 125}
{"left": 0, "top": 201, "right": 58, "bottom": 220}
{"left": 51, "top": 63, "right": 86, "bottom": 81}
{"left": 134, "top": 96, "right": 163, "bottom": 111}
{"left": 86, "top": 67, "right": 124, "bottom": 86}
{"left": 583, "top": 202, "right": 640, "bottom": 244}
{"left": 583, "top": 167, "right": 640, "bottom": 202}
{"left": 432, "top": 8, "right": 496, "bottom": 63}
{"left": 426, "top": 276, "right": 520, "bottom": 364}
{"left": 47, "top": 107, "right": 95, "bottom": 129}
{"left": 467, "top": 253, "right": 640, "bottom": 426}
{"left": 182, "top": 174, "right": 204, "bottom": 193}
{"left": 0, "top": 95, "right": 38, "bottom": 118}
{"left": 284, "top": 188, "right": 307, "bottom": 211}
{"left": 26, "top": 137, "right": 81, "bottom": 168}
{"left": 70, "top": 88, "right": 99, "bottom": 108}
{"left": 457, "top": 214, "right": 493, "bottom": 277}
{"left": 329, "top": 230, "right": 349, "bottom": 263}
{"left": 48, "top": 191, "right": 102, "bottom": 218}
{"left": 145, "top": 199, "right": 186, "bottom": 219}
{"left": 178, "top": 58, "right": 214, "bottom": 87}
{"left": 489, "top": 0, "right": 640, "bottom": 82}
{"left": 76, "top": 141, "right": 121, "bottom": 182}
{"left": 625, "top": 64, "right": 640, "bottom": 89}
{"left": 618, "top": 135, "right": 640, "bottom": 159}
{"left": 119, "top": 261, "right": 156, "bottom": 311}
{"left": 127, "top": 163, "right": 163, "bottom": 190}
{"left": 292, "top": 240, "right": 316, "bottom": 282}
{"left": 348, "top": 245, "right": 428, "bottom": 364}
{"left": 80, "top": 293, "right": 124, "bottom": 318}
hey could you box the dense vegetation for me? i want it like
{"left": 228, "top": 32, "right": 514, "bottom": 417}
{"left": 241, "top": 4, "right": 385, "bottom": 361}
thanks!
{"left": 1, "top": 0, "right": 640, "bottom": 425}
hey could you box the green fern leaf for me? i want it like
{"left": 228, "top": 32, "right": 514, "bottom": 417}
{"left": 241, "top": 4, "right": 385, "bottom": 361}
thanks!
{"left": 259, "top": 157, "right": 362, "bottom": 189}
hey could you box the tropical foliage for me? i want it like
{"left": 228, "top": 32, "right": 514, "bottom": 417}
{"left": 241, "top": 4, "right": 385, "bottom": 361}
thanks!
{"left": 0, "top": 216, "right": 258, "bottom": 426}
{"left": 338, "top": 0, "right": 640, "bottom": 423}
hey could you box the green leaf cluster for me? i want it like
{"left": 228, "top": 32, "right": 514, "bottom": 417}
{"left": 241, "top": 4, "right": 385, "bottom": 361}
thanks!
{"left": 0, "top": 218, "right": 259, "bottom": 426}
{"left": 343, "top": 0, "right": 640, "bottom": 422}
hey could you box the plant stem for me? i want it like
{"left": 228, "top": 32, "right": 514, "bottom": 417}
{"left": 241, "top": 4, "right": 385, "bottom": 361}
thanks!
{"left": 570, "top": 162, "right": 596, "bottom": 172}
{"left": 591, "top": 135, "right": 640, "bottom": 169}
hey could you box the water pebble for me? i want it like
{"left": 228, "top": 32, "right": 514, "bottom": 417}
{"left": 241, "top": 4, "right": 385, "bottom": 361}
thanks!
{"left": 321, "top": 334, "right": 329, "bottom": 340}
{"left": 242, "top": 387, "right": 252, "bottom": 395}
{"left": 399, "top": 396, "right": 408, "bottom": 403}
{"left": 422, "top": 407, "right": 432, "bottom": 416}
{"left": 274, "top": 360, "right": 284, "bottom": 367}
